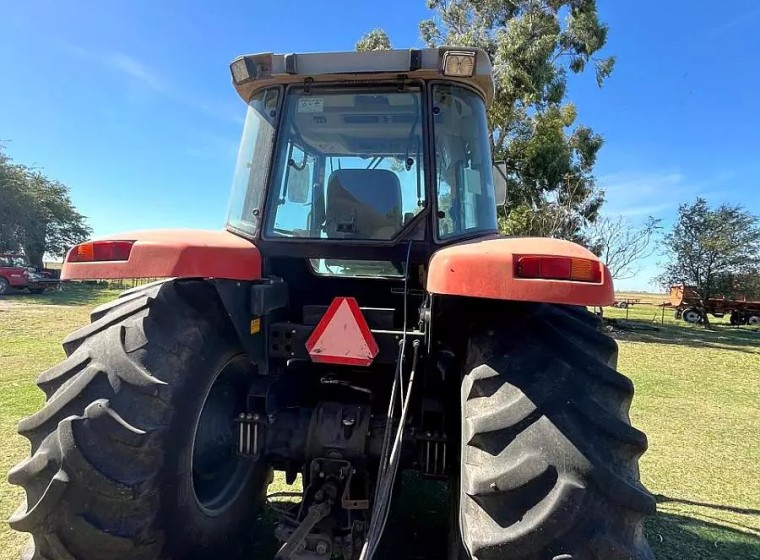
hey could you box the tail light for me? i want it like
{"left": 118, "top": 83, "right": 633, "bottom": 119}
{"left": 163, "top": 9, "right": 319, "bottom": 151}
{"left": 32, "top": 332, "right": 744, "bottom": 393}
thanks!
{"left": 68, "top": 241, "right": 135, "bottom": 263}
{"left": 515, "top": 256, "right": 602, "bottom": 283}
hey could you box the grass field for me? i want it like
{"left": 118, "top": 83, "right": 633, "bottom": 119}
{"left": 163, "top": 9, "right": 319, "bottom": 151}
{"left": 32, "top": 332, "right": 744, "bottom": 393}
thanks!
{"left": 0, "top": 285, "right": 758, "bottom": 559}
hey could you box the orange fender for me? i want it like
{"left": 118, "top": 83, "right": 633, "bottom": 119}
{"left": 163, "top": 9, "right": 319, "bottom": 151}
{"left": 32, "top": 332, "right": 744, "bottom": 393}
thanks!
{"left": 62, "top": 229, "right": 261, "bottom": 281}
{"left": 427, "top": 237, "right": 614, "bottom": 307}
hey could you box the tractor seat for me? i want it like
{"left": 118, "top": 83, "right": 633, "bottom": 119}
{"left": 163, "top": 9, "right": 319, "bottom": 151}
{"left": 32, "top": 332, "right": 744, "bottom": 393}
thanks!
{"left": 324, "top": 169, "right": 403, "bottom": 240}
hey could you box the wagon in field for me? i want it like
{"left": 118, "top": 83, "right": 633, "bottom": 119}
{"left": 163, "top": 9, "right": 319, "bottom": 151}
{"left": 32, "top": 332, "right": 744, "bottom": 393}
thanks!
{"left": 670, "top": 284, "right": 760, "bottom": 325}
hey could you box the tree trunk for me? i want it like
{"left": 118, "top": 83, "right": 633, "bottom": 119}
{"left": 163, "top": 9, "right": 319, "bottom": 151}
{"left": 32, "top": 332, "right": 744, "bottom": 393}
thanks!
{"left": 698, "top": 299, "right": 711, "bottom": 328}
{"left": 22, "top": 223, "right": 48, "bottom": 271}
{"left": 24, "top": 247, "right": 44, "bottom": 270}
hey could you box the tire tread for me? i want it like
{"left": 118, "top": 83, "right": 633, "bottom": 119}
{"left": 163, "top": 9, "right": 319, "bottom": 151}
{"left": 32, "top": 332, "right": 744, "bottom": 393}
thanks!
{"left": 9, "top": 280, "right": 266, "bottom": 560}
{"left": 459, "top": 304, "right": 655, "bottom": 560}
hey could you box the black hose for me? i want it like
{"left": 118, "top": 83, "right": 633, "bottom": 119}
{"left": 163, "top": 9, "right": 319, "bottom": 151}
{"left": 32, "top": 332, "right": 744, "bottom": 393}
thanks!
{"left": 361, "top": 339, "right": 421, "bottom": 559}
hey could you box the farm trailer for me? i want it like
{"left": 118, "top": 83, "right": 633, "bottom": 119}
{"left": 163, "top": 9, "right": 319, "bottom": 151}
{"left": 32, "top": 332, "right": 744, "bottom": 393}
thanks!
{"left": 670, "top": 284, "right": 760, "bottom": 325}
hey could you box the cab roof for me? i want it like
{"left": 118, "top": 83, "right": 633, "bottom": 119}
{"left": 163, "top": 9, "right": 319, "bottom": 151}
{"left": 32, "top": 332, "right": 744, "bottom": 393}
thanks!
{"left": 229, "top": 48, "right": 494, "bottom": 105}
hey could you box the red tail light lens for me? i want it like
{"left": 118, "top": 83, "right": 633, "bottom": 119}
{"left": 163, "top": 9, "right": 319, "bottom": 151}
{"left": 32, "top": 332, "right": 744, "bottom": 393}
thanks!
{"left": 515, "top": 256, "right": 602, "bottom": 283}
{"left": 68, "top": 241, "right": 134, "bottom": 263}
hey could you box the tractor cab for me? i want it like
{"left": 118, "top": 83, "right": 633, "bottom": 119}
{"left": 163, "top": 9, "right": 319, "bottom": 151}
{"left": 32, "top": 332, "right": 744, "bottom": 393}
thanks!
{"left": 222, "top": 48, "right": 507, "bottom": 357}
{"left": 226, "top": 48, "right": 501, "bottom": 277}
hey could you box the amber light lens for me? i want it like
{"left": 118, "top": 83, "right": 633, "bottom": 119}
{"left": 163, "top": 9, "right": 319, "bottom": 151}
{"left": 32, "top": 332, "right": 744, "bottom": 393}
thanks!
{"left": 68, "top": 241, "right": 134, "bottom": 262}
{"left": 570, "top": 258, "right": 598, "bottom": 282}
{"left": 516, "top": 256, "right": 602, "bottom": 283}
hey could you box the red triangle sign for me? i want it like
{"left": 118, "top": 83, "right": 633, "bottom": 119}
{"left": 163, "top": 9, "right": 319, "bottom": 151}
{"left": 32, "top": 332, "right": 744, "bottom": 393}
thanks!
{"left": 306, "top": 297, "right": 379, "bottom": 366}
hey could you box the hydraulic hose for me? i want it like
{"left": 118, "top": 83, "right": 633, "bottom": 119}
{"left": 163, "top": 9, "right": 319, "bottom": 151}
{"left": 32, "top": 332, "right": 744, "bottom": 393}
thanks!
{"left": 360, "top": 339, "right": 420, "bottom": 560}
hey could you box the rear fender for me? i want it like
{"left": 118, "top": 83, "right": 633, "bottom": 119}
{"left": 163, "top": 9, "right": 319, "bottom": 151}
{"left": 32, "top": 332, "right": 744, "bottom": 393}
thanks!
{"left": 427, "top": 237, "right": 614, "bottom": 307}
{"left": 61, "top": 229, "right": 262, "bottom": 281}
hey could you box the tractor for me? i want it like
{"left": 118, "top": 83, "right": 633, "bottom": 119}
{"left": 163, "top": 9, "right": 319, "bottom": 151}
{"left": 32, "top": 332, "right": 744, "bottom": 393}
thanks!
{"left": 8, "top": 48, "right": 655, "bottom": 560}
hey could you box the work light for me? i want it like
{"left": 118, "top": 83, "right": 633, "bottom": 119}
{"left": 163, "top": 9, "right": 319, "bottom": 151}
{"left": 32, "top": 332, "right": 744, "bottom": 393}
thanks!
{"left": 441, "top": 50, "right": 477, "bottom": 77}
{"left": 230, "top": 55, "right": 272, "bottom": 85}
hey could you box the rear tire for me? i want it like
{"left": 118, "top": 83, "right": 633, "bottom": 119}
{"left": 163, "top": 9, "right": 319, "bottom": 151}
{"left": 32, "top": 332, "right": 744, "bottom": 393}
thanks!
{"left": 459, "top": 303, "right": 655, "bottom": 560}
{"left": 8, "top": 280, "right": 270, "bottom": 560}
{"left": 0, "top": 277, "right": 9, "bottom": 295}
{"left": 748, "top": 314, "right": 760, "bottom": 326}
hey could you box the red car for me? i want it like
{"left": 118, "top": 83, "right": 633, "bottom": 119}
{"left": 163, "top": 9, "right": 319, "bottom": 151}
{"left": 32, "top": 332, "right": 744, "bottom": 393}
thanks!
{"left": 0, "top": 254, "right": 61, "bottom": 295}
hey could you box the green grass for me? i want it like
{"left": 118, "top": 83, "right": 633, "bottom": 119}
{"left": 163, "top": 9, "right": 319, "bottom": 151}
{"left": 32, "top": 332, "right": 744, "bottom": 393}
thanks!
{"left": 0, "top": 289, "right": 758, "bottom": 559}
{"left": 0, "top": 284, "right": 125, "bottom": 558}
{"left": 603, "top": 303, "right": 760, "bottom": 558}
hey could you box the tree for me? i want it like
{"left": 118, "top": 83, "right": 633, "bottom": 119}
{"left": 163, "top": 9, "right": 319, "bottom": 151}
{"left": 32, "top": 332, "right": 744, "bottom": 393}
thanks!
{"left": 587, "top": 215, "right": 661, "bottom": 280}
{"left": 0, "top": 150, "right": 29, "bottom": 252}
{"left": 711, "top": 270, "right": 760, "bottom": 301}
{"left": 356, "top": 29, "right": 392, "bottom": 51}
{"left": 358, "top": 0, "right": 615, "bottom": 241}
{"left": 498, "top": 168, "right": 603, "bottom": 245}
{"left": 658, "top": 198, "right": 760, "bottom": 326}
{"left": 0, "top": 147, "right": 91, "bottom": 268}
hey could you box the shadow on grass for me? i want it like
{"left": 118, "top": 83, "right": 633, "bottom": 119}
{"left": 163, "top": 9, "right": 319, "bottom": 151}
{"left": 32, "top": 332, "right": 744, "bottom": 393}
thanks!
{"left": 376, "top": 474, "right": 449, "bottom": 559}
{"left": 647, "top": 511, "right": 760, "bottom": 560}
{"left": 656, "top": 493, "right": 760, "bottom": 516}
{"left": 253, "top": 480, "right": 760, "bottom": 560}
{"left": 251, "top": 472, "right": 451, "bottom": 559}
{"left": 611, "top": 319, "right": 760, "bottom": 353}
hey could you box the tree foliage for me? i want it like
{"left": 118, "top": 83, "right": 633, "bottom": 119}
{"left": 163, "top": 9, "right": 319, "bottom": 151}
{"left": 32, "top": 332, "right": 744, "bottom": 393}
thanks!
{"left": 0, "top": 147, "right": 91, "bottom": 268}
{"left": 587, "top": 215, "right": 661, "bottom": 280}
{"left": 658, "top": 198, "right": 760, "bottom": 326}
{"left": 711, "top": 270, "right": 760, "bottom": 301}
{"left": 356, "top": 29, "right": 392, "bottom": 51}
{"left": 358, "top": 0, "right": 615, "bottom": 241}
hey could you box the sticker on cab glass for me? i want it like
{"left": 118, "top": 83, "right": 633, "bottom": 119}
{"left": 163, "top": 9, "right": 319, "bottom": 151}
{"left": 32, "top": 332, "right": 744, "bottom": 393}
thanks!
{"left": 298, "top": 98, "right": 324, "bottom": 113}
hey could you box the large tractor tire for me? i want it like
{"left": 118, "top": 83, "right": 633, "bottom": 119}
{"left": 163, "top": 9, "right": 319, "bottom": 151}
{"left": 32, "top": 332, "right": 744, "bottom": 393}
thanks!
{"left": 459, "top": 303, "right": 655, "bottom": 560}
{"left": 8, "top": 280, "right": 270, "bottom": 560}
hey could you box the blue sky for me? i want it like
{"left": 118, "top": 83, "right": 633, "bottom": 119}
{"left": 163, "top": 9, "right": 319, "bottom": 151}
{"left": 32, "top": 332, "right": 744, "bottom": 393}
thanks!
{"left": 1, "top": 0, "right": 759, "bottom": 291}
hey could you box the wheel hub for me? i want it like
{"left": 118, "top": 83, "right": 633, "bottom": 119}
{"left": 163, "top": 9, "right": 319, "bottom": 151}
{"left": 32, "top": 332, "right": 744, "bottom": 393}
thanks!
{"left": 683, "top": 310, "right": 701, "bottom": 323}
{"left": 193, "top": 381, "right": 236, "bottom": 478}
{"left": 191, "top": 359, "right": 253, "bottom": 515}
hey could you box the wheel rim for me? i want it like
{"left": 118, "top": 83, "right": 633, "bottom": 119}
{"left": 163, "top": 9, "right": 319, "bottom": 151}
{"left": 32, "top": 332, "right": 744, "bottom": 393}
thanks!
{"left": 191, "top": 355, "right": 254, "bottom": 516}
{"left": 683, "top": 310, "right": 700, "bottom": 323}
{"left": 749, "top": 316, "right": 760, "bottom": 326}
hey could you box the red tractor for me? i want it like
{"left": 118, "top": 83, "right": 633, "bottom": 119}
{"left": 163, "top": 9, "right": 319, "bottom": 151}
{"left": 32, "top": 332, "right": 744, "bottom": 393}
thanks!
{"left": 9, "top": 48, "right": 654, "bottom": 560}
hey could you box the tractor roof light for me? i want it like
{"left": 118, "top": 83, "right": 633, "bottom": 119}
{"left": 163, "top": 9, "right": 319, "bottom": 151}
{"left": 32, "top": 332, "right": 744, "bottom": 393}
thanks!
{"left": 441, "top": 50, "right": 477, "bottom": 78}
{"left": 68, "top": 241, "right": 134, "bottom": 263}
{"left": 228, "top": 49, "right": 494, "bottom": 106}
{"left": 515, "top": 256, "right": 602, "bottom": 284}
{"left": 230, "top": 55, "right": 272, "bottom": 85}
